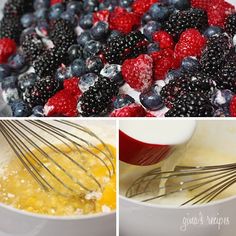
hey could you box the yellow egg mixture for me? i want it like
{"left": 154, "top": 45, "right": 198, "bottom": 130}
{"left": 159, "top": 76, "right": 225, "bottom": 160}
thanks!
{"left": 0, "top": 144, "right": 116, "bottom": 216}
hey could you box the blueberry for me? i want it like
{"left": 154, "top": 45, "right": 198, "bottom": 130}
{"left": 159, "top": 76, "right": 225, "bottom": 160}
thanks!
{"left": 113, "top": 94, "right": 135, "bottom": 109}
{"left": 67, "top": 1, "right": 82, "bottom": 14}
{"left": 18, "top": 73, "right": 38, "bottom": 93}
{"left": 34, "top": 8, "right": 48, "bottom": 20}
{"left": 55, "top": 67, "right": 71, "bottom": 81}
{"left": 100, "top": 64, "right": 124, "bottom": 86}
{"left": 77, "top": 31, "right": 92, "bottom": 46}
{"left": 21, "top": 13, "right": 35, "bottom": 28}
{"left": 8, "top": 53, "right": 27, "bottom": 73}
{"left": 164, "top": 69, "right": 182, "bottom": 83}
{"left": 91, "top": 21, "right": 110, "bottom": 41}
{"left": 142, "top": 13, "right": 152, "bottom": 25}
{"left": 212, "top": 89, "right": 234, "bottom": 108}
{"left": 1, "top": 76, "right": 18, "bottom": 90}
{"left": 0, "top": 64, "right": 11, "bottom": 82}
{"left": 119, "top": 0, "right": 133, "bottom": 8}
{"left": 203, "top": 26, "right": 223, "bottom": 38}
{"left": 83, "top": 0, "right": 99, "bottom": 12}
{"left": 86, "top": 56, "right": 104, "bottom": 74}
{"left": 79, "top": 14, "right": 93, "bottom": 29}
{"left": 10, "top": 100, "right": 31, "bottom": 117}
{"left": 32, "top": 105, "right": 44, "bottom": 117}
{"left": 140, "top": 87, "right": 164, "bottom": 111}
{"left": 49, "top": 3, "right": 65, "bottom": 20}
{"left": 61, "top": 10, "right": 78, "bottom": 25}
{"left": 170, "top": 0, "right": 190, "bottom": 10}
{"left": 147, "top": 42, "right": 160, "bottom": 54}
{"left": 213, "top": 108, "right": 229, "bottom": 117}
{"left": 79, "top": 73, "right": 98, "bottom": 92}
{"left": 181, "top": 57, "right": 201, "bottom": 73}
{"left": 83, "top": 40, "right": 102, "bottom": 58}
{"left": 68, "top": 44, "right": 83, "bottom": 62}
{"left": 71, "top": 59, "right": 87, "bottom": 77}
{"left": 143, "top": 21, "right": 161, "bottom": 41}
{"left": 149, "top": 3, "right": 173, "bottom": 21}
{"left": 33, "top": 0, "right": 50, "bottom": 10}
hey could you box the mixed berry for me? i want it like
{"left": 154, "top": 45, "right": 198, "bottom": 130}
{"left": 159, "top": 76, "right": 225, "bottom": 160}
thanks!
{"left": 1, "top": 0, "right": 236, "bottom": 117}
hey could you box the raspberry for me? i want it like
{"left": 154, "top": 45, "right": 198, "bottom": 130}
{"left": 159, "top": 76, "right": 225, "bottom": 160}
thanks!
{"left": 154, "top": 56, "right": 178, "bottom": 80}
{"left": 110, "top": 103, "right": 146, "bottom": 117}
{"left": 151, "top": 49, "right": 179, "bottom": 80}
{"left": 174, "top": 29, "right": 206, "bottom": 62}
{"left": 50, "top": 0, "right": 63, "bottom": 5}
{"left": 207, "top": 0, "right": 235, "bottom": 27}
{"left": 152, "top": 31, "right": 174, "bottom": 49}
{"left": 132, "top": 0, "right": 158, "bottom": 16}
{"left": 191, "top": 0, "right": 210, "bottom": 10}
{"left": 121, "top": 54, "right": 153, "bottom": 92}
{"left": 146, "top": 112, "right": 156, "bottom": 117}
{"left": 109, "top": 7, "right": 140, "bottom": 34}
{"left": 230, "top": 95, "right": 236, "bottom": 117}
{"left": 93, "top": 10, "right": 110, "bottom": 24}
{"left": 63, "top": 77, "right": 82, "bottom": 98}
{"left": 44, "top": 89, "right": 79, "bottom": 117}
{"left": 0, "top": 38, "right": 17, "bottom": 63}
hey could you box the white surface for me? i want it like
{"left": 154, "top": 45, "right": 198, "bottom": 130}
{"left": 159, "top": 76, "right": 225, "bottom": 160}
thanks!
{"left": 120, "top": 121, "right": 236, "bottom": 236}
{"left": 0, "top": 120, "right": 116, "bottom": 236}
{"left": 119, "top": 120, "right": 196, "bottom": 144}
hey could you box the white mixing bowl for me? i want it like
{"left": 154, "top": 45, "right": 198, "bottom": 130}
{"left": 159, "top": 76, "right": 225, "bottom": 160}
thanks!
{"left": 0, "top": 120, "right": 116, "bottom": 236}
{"left": 120, "top": 120, "right": 236, "bottom": 236}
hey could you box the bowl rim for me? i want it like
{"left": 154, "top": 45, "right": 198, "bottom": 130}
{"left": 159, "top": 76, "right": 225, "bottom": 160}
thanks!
{"left": 0, "top": 201, "right": 116, "bottom": 220}
{"left": 119, "top": 194, "right": 236, "bottom": 210}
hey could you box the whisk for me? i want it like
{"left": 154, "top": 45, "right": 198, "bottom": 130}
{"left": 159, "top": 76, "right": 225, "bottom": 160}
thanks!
{"left": 126, "top": 163, "right": 236, "bottom": 205}
{"left": 0, "top": 120, "right": 115, "bottom": 197}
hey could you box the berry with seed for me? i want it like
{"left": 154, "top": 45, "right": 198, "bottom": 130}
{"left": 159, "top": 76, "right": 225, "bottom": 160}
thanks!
{"left": 153, "top": 31, "right": 174, "bottom": 49}
{"left": 110, "top": 103, "right": 146, "bottom": 117}
{"left": 0, "top": 38, "right": 17, "bottom": 64}
{"left": 230, "top": 95, "right": 236, "bottom": 117}
{"left": 132, "top": 0, "right": 157, "bottom": 16}
{"left": 44, "top": 89, "right": 79, "bottom": 117}
{"left": 78, "top": 76, "right": 118, "bottom": 116}
{"left": 165, "top": 92, "right": 215, "bottom": 117}
{"left": 225, "top": 13, "right": 236, "bottom": 37}
{"left": 201, "top": 33, "right": 232, "bottom": 76}
{"left": 174, "top": 29, "right": 206, "bottom": 62}
{"left": 93, "top": 10, "right": 110, "bottom": 24}
{"left": 24, "top": 76, "right": 62, "bottom": 107}
{"left": 103, "top": 31, "right": 148, "bottom": 64}
{"left": 63, "top": 77, "right": 81, "bottom": 97}
{"left": 122, "top": 54, "right": 153, "bottom": 92}
{"left": 109, "top": 7, "right": 140, "bottom": 34}
{"left": 22, "top": 34, "right": 45, "bottom": 63}
{"left": 164, "top": 8, "right": 208, "bottom": 40}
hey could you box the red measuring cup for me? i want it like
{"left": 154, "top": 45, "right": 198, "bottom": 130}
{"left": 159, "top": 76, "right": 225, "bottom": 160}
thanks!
{"left": 119, "top": 120, "right": 196, "bottom": 166}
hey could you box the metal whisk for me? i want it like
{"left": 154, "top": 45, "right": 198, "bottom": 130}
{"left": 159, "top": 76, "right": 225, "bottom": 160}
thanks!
{"left": 0, "top": 120, "right": 115, "bottom": 197}
{"left": 126, "top": 163, "right": 236, "bottom": 205}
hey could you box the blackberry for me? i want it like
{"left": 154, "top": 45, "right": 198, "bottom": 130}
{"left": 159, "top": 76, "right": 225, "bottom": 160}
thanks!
{"left": 22, "top": 34, "right": 45, "bottom": 63}
{"left": 49, "top": 19, "right": 77, "bottom": 50}
{"left": 160, "top": 72, "right": 216, "bottom": 108}
{"left": 165, "top": 92, "right": 215, "bottom": 117}
{"left": 33, "top": 46, "right": 68, "bottom": 78}
{"left": 103, "top": 31, "right": 148, "bottom": 64}
{"left": 216, "top": 61, "right": 236, "bottom": 93}
{"left": 200, "top": 33, "right": 232, "bottom": 76}
{"left": 24, "top": 76, "right": 62, "bottom": 107}
{"left": 160, "top": 75, "right": 188, "bottom": 108}
{"left": 3, "top": 0, "right": 33, "bottom": 18}
{"left": 0, "top": 17, "right": 23, "bottom": 42}
{"left": 78, "top": 77, "right": 119, "bottom": 117}
{"left": 164, "top": 8, "right": 208, "bottom": 40}
{"left": 225, "top": 13, "right": 236, "bottom": 37}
